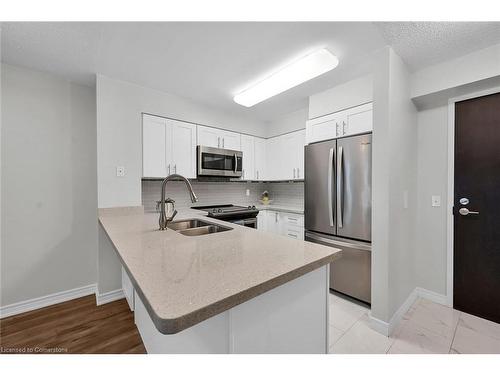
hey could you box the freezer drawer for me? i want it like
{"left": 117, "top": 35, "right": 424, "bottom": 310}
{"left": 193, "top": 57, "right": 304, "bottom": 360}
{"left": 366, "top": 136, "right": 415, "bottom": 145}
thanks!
{"left": 305, "top": 231, "right": 371, "bottom": 304}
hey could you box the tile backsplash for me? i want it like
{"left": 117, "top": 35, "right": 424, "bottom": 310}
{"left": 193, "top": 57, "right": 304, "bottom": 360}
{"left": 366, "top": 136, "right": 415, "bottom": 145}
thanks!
{"left": 142, "top": 180, "right": 304, "bottom": 212}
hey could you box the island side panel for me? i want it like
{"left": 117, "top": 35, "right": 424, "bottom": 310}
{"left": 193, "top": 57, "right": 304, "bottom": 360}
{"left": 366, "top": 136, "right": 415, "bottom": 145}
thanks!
{"left": 229, "top": 265, "right": 329, "bottom": 354}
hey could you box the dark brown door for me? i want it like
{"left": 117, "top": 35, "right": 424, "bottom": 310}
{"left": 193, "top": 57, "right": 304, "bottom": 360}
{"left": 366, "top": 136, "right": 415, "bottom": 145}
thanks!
{"left": 454, "top": 92, "right": 500, "bottom": 324}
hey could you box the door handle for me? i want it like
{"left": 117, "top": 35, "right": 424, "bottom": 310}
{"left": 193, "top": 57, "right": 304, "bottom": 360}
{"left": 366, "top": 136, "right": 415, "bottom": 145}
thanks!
{"left": 459, "top": 207, "right": 479, "bottom": 216}
{"left": 328, "top": 147, "right": 334, "bottom": 227}
{"left": 337, "top": 146, "right": 344, "bottom": 228}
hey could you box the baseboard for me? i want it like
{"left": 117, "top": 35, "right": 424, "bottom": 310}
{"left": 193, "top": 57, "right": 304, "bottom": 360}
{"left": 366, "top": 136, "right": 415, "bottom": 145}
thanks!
{"left": 96, "top": 288, "right": 124, "bottom": 306}
{"left": 415, "top": 287, "right": 448, "bottom": 306}
{"left": 0, "top": 284, "right": 97, "bottom": 319}
{"left": 368, "top": 312, "right": 390, "bottom": 336}
{"left": 368, "top": 287, "right": 447, "bottom": 337}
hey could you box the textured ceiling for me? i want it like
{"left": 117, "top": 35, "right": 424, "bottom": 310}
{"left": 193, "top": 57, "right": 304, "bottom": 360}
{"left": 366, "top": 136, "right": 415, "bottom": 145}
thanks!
{"left": 375, "top": 22, "right": 500, "bottom": 71}
{"left": 2, "top": 22, "right": 500, "bottom": 122}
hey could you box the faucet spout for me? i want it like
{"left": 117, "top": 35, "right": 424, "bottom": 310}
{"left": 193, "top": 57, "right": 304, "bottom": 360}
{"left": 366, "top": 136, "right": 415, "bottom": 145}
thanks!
{"left": 159, "top": 174, "right": 198, "bottom": 230}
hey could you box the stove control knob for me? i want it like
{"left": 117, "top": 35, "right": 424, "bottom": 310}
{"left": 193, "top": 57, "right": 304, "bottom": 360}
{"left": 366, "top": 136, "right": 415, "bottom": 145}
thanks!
{"left": 252, "top": 205, "right": 256, "bottom": 209}
{"left": 218, "top": 208, "right": 223, "bottom": 213}
{"left": 212, "top": 208, "right": 217, "bottom": 213}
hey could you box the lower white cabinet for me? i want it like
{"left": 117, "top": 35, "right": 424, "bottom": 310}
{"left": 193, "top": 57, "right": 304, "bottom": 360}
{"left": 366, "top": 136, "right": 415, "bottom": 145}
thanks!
{"left": 122, "top": 267, "right": 135, "bottom": 312}
{"left": 257, "top": 210, "right": 304, "bottom": 240}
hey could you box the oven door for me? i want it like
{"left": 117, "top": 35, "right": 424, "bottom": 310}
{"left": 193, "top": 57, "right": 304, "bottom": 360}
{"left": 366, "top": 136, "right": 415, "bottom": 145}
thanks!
{"left": 197, "top": 146, "right": 243, "bottom": 177}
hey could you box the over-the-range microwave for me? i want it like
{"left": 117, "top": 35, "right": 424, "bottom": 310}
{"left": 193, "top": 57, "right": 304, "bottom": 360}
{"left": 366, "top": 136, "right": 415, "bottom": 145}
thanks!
{"left": 197, "top": 145, "right": 243, "bottom": 177}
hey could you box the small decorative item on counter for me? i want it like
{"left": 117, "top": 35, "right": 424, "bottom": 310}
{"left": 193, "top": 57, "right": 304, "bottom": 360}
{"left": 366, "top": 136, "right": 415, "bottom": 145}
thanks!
{"left": 260, "top": 190, "right": 272, "bottom": 205}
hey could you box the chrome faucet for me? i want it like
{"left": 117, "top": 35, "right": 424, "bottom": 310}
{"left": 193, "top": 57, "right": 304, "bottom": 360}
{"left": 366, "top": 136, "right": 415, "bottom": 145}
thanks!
{"left": 158, "top": 174, "right": 198, "bottom": 230}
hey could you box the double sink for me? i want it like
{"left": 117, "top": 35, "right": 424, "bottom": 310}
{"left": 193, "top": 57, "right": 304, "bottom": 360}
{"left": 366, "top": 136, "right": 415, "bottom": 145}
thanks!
{"left": 167, "top": 219, "right": 232, "bottom": 236}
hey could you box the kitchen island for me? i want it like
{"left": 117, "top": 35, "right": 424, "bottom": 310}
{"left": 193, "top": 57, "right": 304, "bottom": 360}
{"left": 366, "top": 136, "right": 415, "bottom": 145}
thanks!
{"left": 99, "top": 207, "right": 341, "bottom": 353}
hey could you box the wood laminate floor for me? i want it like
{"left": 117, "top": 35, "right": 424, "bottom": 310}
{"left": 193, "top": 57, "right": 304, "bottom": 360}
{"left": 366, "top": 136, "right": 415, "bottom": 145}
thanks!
{"left": 0, "top": 295, "right": 146, "bottom": 354}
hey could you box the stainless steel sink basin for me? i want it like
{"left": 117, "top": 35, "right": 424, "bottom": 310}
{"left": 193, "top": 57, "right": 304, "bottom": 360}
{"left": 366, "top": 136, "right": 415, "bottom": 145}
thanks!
{"left": 167, "top": 218, "right": 232, "bottom": 236}
{"left": 167, "top": 219, "right": 212, "bottom": 231}
{"left": 178, "top": 225, "right": 232, "bottom": 236}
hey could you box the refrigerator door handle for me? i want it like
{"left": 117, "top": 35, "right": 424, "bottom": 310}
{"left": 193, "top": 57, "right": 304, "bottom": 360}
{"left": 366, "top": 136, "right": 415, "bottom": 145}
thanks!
{"left": 337, "top": 146, "right": 344, "bottom": 228}
{"left": 305, "top": 232, "right": 372, "bottom": 251}
{"left": 328, "top": 147, "right": 334, "bottom": 227}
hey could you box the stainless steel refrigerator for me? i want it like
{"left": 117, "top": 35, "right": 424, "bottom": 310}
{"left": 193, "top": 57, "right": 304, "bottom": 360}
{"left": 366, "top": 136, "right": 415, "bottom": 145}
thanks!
{"left": 304, "top": 133, "right": 372, "bottom": 304}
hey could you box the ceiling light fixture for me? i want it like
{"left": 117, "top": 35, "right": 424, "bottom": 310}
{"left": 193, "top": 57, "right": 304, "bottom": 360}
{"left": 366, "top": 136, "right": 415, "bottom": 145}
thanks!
{"left": 233, "top": 48, "right": 339, "bottom": 107}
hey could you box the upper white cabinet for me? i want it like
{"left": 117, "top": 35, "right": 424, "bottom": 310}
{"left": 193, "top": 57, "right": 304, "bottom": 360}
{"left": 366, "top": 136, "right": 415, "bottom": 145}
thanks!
{"left": 254, "top": 137, "right": 267, "bottom": 181}
{"left": 343, "top": 103, "right": 373, "bottom": 136}
{"left": 143, "top": 114, "right": 167, "bottom": 178}
{"left": 142, "top": 114, "right": 196, "bottom": 179}
{"left": 197, "top": 125, "right": 241, "bottom": 151}
{"left": 169, "top": 119, "right": 197, "bottom": 177}
{"left": 266, "top": 129, "right": 305, "bottom": 181}
{"left": 240, "top": 135, "right": 255, "bottom": 180}
{"left": 305, "top": 103, "right": 372, "bottom": 144}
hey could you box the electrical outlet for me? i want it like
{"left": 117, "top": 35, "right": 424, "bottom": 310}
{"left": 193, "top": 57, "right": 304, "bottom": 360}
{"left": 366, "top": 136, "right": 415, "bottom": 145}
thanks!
{"left": 246, "top": 189, "right": 250, "bottom": 197}
{"left": 116, "top": 166, "right": 125, "bottom": 177}
{"left": 431, "top": 195, "right": 441, "bottom": 207}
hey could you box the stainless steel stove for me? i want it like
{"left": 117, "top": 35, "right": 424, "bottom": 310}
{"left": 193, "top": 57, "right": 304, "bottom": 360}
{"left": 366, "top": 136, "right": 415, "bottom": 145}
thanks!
{"left": 193, "top": 204, "right": 259, "bottom": 229}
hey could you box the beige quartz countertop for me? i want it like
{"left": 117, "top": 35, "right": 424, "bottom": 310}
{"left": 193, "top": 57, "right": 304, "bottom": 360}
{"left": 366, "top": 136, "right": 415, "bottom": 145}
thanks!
{"left": 99, "top": 207, "right": 340, "bottom": 334}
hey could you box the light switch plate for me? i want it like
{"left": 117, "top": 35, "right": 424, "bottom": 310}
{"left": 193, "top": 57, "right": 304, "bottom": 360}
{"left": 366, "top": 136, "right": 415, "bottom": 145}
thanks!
{"left": 116, "top": 166, "right": 125, "bottom": 177}
{"left": 431, "top": 195, "right": 441, "bottom": 207}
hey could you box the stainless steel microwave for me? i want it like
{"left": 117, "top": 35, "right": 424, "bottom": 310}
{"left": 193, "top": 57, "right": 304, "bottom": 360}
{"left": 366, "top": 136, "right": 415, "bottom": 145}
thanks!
{"left": 197, "top": 146, "right": 243, "bottom": 177}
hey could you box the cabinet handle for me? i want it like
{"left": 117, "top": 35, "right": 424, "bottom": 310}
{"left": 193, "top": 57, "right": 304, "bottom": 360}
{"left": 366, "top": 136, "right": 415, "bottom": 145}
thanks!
{"left": 297, "top": 167, "right": 300, "bottom": 178}
{"left": 174, "top": 164, "right": 177, "bottom": 174}
{"left": 222, "top": 138, "right": 225, "bottom": 148}
{"left": 293, "top": 168, "right": 296, "bottom": 179}
{"left": 256, "top": 170, "right": 259, "bottom": 179}
{"left": 168, "top": 164, "right": 171, "bottom": 175}
{"left": 218, "top": 137, "right": 220, "bottom": 148}
{"left": 275, "top": 212, "right": 278, "bottom": 223}
{"left": 336, "top": 122, "right": 340, "bottom": 137}
{"left": 342, "top": 121, "right": 347, "bottom": 135}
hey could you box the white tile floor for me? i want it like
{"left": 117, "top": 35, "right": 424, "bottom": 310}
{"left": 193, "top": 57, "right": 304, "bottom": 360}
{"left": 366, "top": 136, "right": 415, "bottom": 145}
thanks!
{"left": 328, "top": 292, "right": 500, "bottom": 354}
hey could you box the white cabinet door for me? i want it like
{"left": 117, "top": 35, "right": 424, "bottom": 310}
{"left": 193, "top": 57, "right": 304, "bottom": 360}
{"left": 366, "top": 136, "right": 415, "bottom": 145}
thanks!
{"left": 197, "top": 125, "right": 221, "bottom": 148}
{"left": 344, "top": 103, "right": 373, "bottom": 136}
{"left": 257, "top": 211, "right": 267, "bottom": 231}
{"left": 266, "top": 210, "right": 281, "bottom": 234}
{"left": 266, "top": 137, "right": 280, "bottom": 181}
{"left": 240, "top": 135, "right": 255, "bottom": 180}
{"left": 254, "top": 137, "right": 267, "bottom": 181}
{"left": 292, "top": 130, "right": 306, "bottom": 179}
{"left": 306, "top": 113, "right": 342, "bottom": 144}
{"left": 220, "top": 130, "right": 241, "bottom": 151}
{"left": 170, "top": 119, "right": 197, "bottom": 178}
{"left": 142, "top": 114, "right": 167, "bottom": 178}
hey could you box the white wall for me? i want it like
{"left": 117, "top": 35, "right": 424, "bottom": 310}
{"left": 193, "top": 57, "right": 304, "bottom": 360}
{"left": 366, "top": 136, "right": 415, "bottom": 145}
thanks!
{"left": 411, "top": 43, "right": 500, "bottom": 100}
{"left": 415, "top": 105, "right": 448, "bottom": 295}
{"left": 371, "top": 47, "right": 418, "bottom": 325}
{"left": 1, "top": 64, "right": 97, "bottom": 306}
{"left": 265, "top": 108, "right": 307, "bottom": 138}
{"left": 308, "top": 75, "right": 372, "bottom": 119}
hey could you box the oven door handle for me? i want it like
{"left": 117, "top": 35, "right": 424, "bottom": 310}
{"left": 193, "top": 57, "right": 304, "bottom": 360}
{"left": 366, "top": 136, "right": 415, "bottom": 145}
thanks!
{"left": 234, "top": 153, "right": 238, "bottom": 174}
